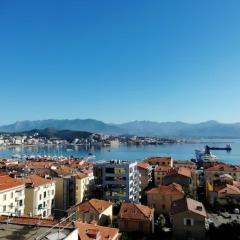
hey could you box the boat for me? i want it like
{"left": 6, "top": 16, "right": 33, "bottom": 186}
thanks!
{"left": 84, "top": 155, "right": 96, "bottom": 161}
{"left": 195, "top": 149, "right": 217, "bottom": 162}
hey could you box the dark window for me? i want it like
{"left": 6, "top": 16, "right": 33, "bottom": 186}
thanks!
{"left": 44, "top": 192, "right": 46, "bottom": 198}
{"left": 19, "top": 200, "right": 23, "bottom": 206}
{"left": 186, "top": 219, "right": 191, "bottom": 226}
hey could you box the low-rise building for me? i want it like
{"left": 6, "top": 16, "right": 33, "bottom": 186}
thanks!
{"left": 67, "top": 199, "right": 113, "bottom": 226}
{"left": 154, "top": 165, "right": 171, "bottom": 186}
{"left": 118, "top": 202, "right": 154, "bottom": 234}
{"left": 147, "top": 183, "right": 185, "bottom": 215}
{"left": 144, "top": 156, "right": 173, "bottom": 168}
{"left": 137, "top": 162, "right": 152, "bottom": 190}
{"left": 0, "top": 175, "right": 25, "bottom": 216}
{"left": 173, "top": 160, "right": 197, "bottom": 170}
{"left": 19, "top": 175, "right": 55, "bottom": 218}
{"left": 170, "top": 198, "right": 207, "bottom": 240}
{"left": 205, "top": 164, "right": 240, "bottom": 184}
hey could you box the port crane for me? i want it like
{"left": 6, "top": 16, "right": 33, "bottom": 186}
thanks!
{"left": 205, "top": 144, "right": 232, "bottom": 154}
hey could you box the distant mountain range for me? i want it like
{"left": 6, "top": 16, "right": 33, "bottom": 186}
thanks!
{"left": 0, "top": 119, "right": 240, "bottom": 138}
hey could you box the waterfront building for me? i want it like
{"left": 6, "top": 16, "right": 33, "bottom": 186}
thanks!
{"left": 18, "top": 175, "right": 55, "bottom": 218}
{"left": 93, "top": 160, "right": 141, "bottom": 203}
{"left": 173, "top": 160, "right": 197, "bottom": 170}
{"left": 147, "top": 183, "right": 185, "bottom": 215}
{"left": 0, "top": 175, "right": 25, "bottom": 216}
{"left": 118, "top": 202, "right": 154, "bottom": 234}
{"left": 67, "top": 199, "right": 113, "bottom": 226}
{"left": 170, "top": 197, "right": 207, "bottom": 240}
{"left": 154, "top": 165, "right": 172, "bottom": 186}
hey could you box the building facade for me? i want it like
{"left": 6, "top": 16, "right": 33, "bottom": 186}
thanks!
{"left": 0, "top": 175, "right": 25, "bottom": 216}
{"left": 94, "top": 160, "right": 141, "bottom": 203}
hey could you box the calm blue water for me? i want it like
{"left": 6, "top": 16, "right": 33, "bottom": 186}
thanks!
{"left": 0, "top": 139, "right": 239, "bottom": 165}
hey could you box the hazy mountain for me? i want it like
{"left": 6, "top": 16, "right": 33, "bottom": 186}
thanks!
{"left": 3, "top": 128, "right": 93, "bottom": 141}
{"left": 1, "top": 119, "right": 240, "bottom": 137}
{"left": 0, "top": 119, "right": 123, "bottom": 135}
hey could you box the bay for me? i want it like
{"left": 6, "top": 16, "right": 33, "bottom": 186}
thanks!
{"left": 0, "top": 138, "right": 239, "bottom": 165}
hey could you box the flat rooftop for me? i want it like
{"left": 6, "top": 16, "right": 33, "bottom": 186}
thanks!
{"left": 0, "top": 222, "right": 73, "bottom": 240}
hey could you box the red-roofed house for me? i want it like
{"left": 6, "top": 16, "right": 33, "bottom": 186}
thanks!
{"left": 170, "top": 198, "right": 207, "bottom": 240}
{"left": 118, "top": 203, "right": 154, "bottom": 234}
{"left": 67, "top": 199, "right": 113, "bottom": 226}
{"left": 147, "top": 183, "right": 185, "bottom": 214}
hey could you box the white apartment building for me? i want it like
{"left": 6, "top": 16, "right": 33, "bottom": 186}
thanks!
{"left": 0, "top": 175, "right": 25, "bottom": 216}
{"left": 19, "top": 175, "right": 55, "bottom": 218}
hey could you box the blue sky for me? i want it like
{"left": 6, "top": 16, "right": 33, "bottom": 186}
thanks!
{"left": 0, "top": 0, "right": 240, "bottom": 124}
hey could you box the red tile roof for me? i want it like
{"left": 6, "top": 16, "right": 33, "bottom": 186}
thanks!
{"left": 137, "top": 162, "right": 151, "bottom": 170}
{"left": 0, "top": 175, "right": 24, "bottom": 192}
{"left": 147, "top": 183, "right": 185, "bottom": 195}
{"left": 119, "top": 203, "right": 154, "bottom": 221}
{"left": 171, "top": 198, "right": 207, "bottom": 218}
{"left": 68, "top": 199, "right": 112, "bottom": 214}
{"left": 205, "top": 164, "right": 240, "bottom": 172}
{"left": 18, "top": 175, "right": 54, "bottom": 187}
{"left": 74, "top": 221, "right": 119, "bottom": 240}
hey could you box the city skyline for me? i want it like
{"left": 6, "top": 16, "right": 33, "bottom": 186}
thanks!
{"left": 1, "top": 0, "right": 240, "bottom": 124}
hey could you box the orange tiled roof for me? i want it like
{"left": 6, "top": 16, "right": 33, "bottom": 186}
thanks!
{"left": 171, "top": 197, "right": 207, "bottom": 218}
{"left": 137, "top": 162, "right": 151, "bottom": 170}
{"left": 144, "top": 156, "right": 172, "bottom": 165}
{"left": 0, "top": 175, "right": 24, "bottom": 192}
{"left": 76, "top": 172, "right": 88, "bottom": 180}
{"left": 147, "top": 183, "right": 185, "bottom": 195}
{"left": 218, "top": 184, "right": 240, "bottom": 196}
{"left": 165, "top": 167, "right": 191, "bottom": 178}
{"left": 205, "top": 164, "right": 240, "bottom": 172}
{"left": 155, "top": 166, "right": 172, "bottom": 172}
{"left": 119, "top": 203, "right": 154, "bottom": 221}
{"left": 68, "top": 199, "right": 112, "bottom": 214}
{"left": 74, "top": 221, "right": 119, "bottom": 240}
{"left": 18, "top": 175, "right": 54, "bottom": 187}
{"left": 0, "top": 215, "right": 60, "bottom": 226}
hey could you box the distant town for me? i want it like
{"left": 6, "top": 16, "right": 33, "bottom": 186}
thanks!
{"left": 0, "top": 129, "right": 186, "bottom": 148}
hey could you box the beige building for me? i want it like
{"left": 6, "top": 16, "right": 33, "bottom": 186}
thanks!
{"left": 154, "top": 165, "right": 171, "bottom": 186}
{"left": 0, "top": 175, "right": 25, "bottom": 216}
{"left": 118, "top": 202, "right": 154, "bottom": 234}
{"left": 170, "top": 198, "right": 207, "bottom": 240}
{"left": 205, "top": 164, "right": 240, "bottom": 184}
{"left": 75, "top": 173, "right": 92, "bottom": 204}
{"left": 137, "top": 162, "right": 152, "bottom": 190}
{"left": 144, "top": 156, "right": 173, "bottom": 168}
{"left": 19, "top": 175, "right": 55, "bottom": 218}
{"left": 147, "top": 183, "right": 185, "bottom": 214}
{"left": 68, "top": 199, "right": 113, "bottom": 226}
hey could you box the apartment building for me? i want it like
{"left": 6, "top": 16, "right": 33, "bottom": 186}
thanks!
{"left": 0, "top": 175, "right": 25, "bottom": 216}
{"left": 94, "top": 160, "right": 141, "bottom": 203}
{"left": 19, "top": 175, "right": 55, "bottom": 218}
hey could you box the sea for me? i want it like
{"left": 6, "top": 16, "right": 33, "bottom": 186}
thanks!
{"left": 0, "top": 138, "right": 240, "bottom": 165}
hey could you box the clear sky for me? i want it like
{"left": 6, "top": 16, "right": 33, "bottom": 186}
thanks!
{"left": 0, "top": 0, "right": 240, "bottom": 125}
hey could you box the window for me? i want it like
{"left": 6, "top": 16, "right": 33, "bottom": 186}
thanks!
{"left": 3, "top": 206, "right": 6, "bottom": 212}
{"left": 43, "top": 202, "right": 46, "bottom": 207}
{"left": 38, "top": 204, "right": 42, "bottom": 210}
{"left": 52, "top": 190, "right": 54, "bottom": 195}
{"left": 162, "top": 204, "right": 166, "bottom": 210}
{"left": 3, "top": 194, "right": 6, "bottom": 201}
{"left": 184, "top": 218, "right": 194, "bottom": 226}
{"left": 44, "top": 192, "right": 46, "bottom": 198}
{"left": 39, "top": 194, "right": 42, "bottom": 200}
{"left": 19, "top": 200, "right": 23, "bottom": 207}
{"left": 11, "top": 192, "right": 14, "bottom": 198}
